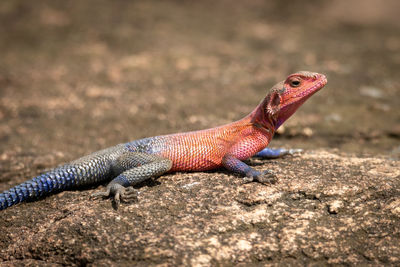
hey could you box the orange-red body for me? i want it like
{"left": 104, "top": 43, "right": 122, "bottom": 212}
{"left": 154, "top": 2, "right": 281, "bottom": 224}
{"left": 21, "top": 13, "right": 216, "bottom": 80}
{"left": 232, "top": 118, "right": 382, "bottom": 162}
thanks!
{"left": 155, "top": 118, "right": 271, "bottom": 172}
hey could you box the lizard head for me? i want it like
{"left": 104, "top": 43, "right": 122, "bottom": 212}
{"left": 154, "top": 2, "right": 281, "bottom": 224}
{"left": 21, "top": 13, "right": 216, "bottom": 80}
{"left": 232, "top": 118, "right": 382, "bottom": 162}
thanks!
{"left": 253, "top": 71, "right": 327, "bottom": 130}
{"left": 272, "top": 71, "right": 327, "bottom": 128}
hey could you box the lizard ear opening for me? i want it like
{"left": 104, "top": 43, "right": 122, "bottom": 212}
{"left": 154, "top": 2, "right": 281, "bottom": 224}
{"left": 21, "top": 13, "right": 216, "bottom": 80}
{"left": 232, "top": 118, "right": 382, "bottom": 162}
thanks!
{"left": 266, "top": 92, "right": 281, "bottom": 116}
{"left": 263, "top": 92, "right": 281, "bottom": 127}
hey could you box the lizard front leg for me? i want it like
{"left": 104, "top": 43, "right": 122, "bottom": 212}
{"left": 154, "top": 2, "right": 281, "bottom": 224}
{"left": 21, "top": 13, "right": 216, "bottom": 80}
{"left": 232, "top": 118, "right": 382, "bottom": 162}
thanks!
{"left": 254, "top": 148, "right": 302, "bottom": 159}
{"left": 221, "top": 154, "right": 277, "bottom": 184}
{"left": 91, "top": 152, "right": 172, "bottom": 207}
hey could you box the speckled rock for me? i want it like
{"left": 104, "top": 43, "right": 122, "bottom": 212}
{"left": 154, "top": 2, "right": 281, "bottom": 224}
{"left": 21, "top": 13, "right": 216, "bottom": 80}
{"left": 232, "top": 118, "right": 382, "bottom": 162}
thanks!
{"left": 0, "top": 151, "right": 399, "bottom": 266}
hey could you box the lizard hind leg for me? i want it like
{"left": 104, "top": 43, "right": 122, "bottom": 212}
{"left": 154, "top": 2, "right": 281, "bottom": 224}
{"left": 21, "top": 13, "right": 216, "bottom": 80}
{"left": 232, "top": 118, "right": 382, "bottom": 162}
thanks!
{"left": 91, "top": 152, "right": 172, "bottom": 208}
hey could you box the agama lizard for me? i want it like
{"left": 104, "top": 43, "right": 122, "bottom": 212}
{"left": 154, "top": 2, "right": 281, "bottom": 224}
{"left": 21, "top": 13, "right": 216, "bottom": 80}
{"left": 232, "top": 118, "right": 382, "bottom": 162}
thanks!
{"left": 0, "top": 71, "right": 327, "bottom": 210}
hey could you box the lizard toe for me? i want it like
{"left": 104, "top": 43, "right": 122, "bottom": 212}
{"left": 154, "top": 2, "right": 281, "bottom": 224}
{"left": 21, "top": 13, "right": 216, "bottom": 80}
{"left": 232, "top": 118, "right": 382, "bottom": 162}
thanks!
{"left": 90, "top": 188, "right": 111, "bottom": 199}
{"left": 113, "top": 191, "right": 121, "bottom": 207}
{"left": 120, "top": 186, "right": 138, "bottom": 203}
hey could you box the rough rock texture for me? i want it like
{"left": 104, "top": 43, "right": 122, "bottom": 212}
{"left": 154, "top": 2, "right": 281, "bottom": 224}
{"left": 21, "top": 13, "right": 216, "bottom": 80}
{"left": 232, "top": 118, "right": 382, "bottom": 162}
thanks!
{"left": 0, "top": 151, "right": 399, "bottom": 266}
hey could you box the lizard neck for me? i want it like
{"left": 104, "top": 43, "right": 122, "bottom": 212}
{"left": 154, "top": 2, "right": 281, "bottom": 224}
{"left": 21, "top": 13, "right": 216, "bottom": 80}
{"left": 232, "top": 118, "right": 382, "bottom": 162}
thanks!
{"left": 222, "top": 101, "right": 275, "bottom": 144}
{"left": 220, "top": 107, "right": 274, "bottom": 160}
{"left": 246, "top": 98, "right": 277, "bottom": 137}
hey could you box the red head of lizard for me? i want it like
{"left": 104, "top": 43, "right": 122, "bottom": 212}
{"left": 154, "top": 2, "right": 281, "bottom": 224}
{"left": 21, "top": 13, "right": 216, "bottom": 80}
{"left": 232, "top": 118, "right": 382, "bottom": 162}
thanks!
{"left": 251, "top": 71, "right": 327, "bottom": 131}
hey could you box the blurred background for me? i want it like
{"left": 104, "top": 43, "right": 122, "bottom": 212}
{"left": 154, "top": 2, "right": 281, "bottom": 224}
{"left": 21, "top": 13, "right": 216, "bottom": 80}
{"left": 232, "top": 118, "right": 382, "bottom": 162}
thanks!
{"left": 0, "top": 0, "right": 399, "bottom": 172}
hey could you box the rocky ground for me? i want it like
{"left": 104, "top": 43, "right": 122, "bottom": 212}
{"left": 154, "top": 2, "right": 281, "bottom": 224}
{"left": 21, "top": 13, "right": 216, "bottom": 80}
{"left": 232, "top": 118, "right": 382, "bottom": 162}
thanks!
{"left": 0, "top": 0, "right": 399, "bottom": 266}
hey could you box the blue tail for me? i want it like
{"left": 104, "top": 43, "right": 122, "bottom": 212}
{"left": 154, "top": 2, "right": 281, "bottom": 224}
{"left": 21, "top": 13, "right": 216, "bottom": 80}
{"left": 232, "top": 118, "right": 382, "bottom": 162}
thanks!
{"left": 0, "top": 144, "right": 131, "bottom": 210}
{"left": 0, "top": 167, "right": 79, "bottom": 210}
{"left": 0, "top": 160, "right": 110, "bottom": 210}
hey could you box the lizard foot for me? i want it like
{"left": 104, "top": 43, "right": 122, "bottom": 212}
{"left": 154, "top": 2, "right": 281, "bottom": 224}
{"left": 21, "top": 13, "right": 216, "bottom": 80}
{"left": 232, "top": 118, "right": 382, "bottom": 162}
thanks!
{"left": 91, "top": 184, "right": 138, "bottom": 208}
{"left": 243, "top": 170, "right": 277, "bottom": 185}
{"left": 112, "top": 185, "right": 138, "bottom": 208}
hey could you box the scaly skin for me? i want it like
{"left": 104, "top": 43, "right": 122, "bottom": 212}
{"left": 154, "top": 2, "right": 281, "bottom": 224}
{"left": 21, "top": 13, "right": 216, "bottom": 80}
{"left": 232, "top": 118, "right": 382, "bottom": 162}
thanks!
{"left": 0, "top": 71, "right": 327, "bottom": 210}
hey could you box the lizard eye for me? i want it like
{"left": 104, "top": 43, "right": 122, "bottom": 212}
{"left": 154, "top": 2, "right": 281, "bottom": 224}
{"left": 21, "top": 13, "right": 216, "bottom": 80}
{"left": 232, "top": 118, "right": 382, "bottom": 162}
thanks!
{"left": 289, "top": 79, "right": 301, "bottom": 87}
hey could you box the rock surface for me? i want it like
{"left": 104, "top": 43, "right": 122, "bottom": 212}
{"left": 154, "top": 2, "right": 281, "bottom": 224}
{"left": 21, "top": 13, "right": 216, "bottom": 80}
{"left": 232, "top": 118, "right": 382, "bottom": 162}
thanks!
{"left": 0, "top": 151, "right": 399, "bottom": 266}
